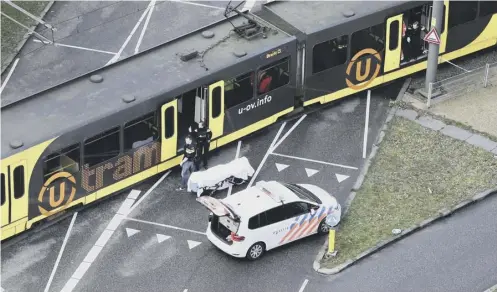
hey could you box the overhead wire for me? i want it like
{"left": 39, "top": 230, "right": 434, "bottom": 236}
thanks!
{"left": 5, "top": 0, "right": 172, "bottom": 60}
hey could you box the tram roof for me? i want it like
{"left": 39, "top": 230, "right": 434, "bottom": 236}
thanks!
{"left": 265, "top": 1, "right": 405, "bottom": 34}
{"left": 1, "top": 14, "right": 292, "bottom": 158}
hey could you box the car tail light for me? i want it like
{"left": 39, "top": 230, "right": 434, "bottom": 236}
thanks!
{"left": 230, "top": 232, "right": 245, "bottom": 242}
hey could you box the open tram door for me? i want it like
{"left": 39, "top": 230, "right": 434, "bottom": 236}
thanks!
{"left": 384, "top": 2, "right": 448, "bottom": 73}
{"left": 1, "top": 160, "right": 28, "bottom": 239}
{"left": 160, "top": 100, "right": 178, "bottom": 163}
{"left": 207, "top": 81, "right": 225, "bottom": 150}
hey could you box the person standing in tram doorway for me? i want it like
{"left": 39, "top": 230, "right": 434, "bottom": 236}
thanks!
{"left": 193, "top": 121, "right": 212, "bottom": 170}
{"left": 177, "top": 134, "right": 197, "bottom": 191}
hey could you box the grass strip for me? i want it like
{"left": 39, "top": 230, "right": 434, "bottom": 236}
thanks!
{"left": 321, "top": 116, "right": 497, "bottom": 269}
{"left": 1, "top": 1, "right": 48, "bottom": 67}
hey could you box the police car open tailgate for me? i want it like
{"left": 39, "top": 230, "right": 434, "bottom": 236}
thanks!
{"left": 196, "top": 196, "right": 232, "bottom": 217}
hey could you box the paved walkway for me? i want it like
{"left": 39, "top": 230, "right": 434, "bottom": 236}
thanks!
{"left": 428, "top": 82, "right": 497, "bottom": 139}
{"left": 395, "top": 108, "right": 497, "bottom": 156}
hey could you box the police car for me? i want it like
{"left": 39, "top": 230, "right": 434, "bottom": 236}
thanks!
{"left": 196, "top": 180, "right": 341, "bottom": 260}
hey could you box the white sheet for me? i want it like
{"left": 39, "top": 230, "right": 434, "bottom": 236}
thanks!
{"left": 187, "top": 156, "right": 255, "bottom": 194}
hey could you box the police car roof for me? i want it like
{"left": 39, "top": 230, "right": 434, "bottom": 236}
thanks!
{"left": 222, "top": 180, "right": 298, "bottom": 218}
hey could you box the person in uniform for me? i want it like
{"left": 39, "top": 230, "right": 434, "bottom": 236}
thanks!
{"left": 193, "top": 121, "right": 212, "bottom": 170}
{"left": 177, "top": 134, "right": 197, "bottom": 191}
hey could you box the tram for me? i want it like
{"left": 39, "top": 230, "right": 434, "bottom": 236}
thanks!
{"left": 2, "top": 0, "right": 496, "bottom": 240}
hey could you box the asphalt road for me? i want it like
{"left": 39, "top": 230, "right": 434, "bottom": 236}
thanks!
{"left": 0, "top": 81, "right": 398, "bottom": 292}
{"left": 0, "top": 0, "right": 245, "bottom": 106}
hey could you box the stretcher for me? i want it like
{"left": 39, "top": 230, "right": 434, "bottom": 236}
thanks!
{"left": 187, "top": 156, "right": 255, "bottom": 197}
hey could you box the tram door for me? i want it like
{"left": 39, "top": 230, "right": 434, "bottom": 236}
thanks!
{"left": 160, "top": 100, "right": 178, "bottom": 162}
{"left": 384, "top": 14, "right": 403, "bottom": 72}
{"left": 1, "top": 160, "right": 28, "bottom": 228}
{"left": 207, "top": 81, "right": 225, "bottom": 150}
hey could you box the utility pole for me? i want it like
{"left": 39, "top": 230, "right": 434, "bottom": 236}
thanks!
{"left": 420, "top": 0, "right": 444, "bottom": 100}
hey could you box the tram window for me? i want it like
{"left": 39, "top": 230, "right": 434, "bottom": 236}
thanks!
{"left": 257, "top": 57, "right": 290, "bottom": 95}
{"left": 224, "top": 72, "right": 254, "bottom": 109}
{"left": 449, "top": 1, "right": 477, "bottom": 28}
{"left": 212, "top": 86, "right": 222, "bottom": 118}
{"left": 124, "top": 112, "right": 158, "bottom": 151}
{"left": 13, "top": 166, "right": 25, "bottom": 199}
{"left": 479, "top": 1, "right": 497, "bottom": 17}
{"left": 312, "top": 35, "right": 348, "bottom": 74}
{"left": 389, "top": 20, "right": 399, "bottom": 51}
{"left": 351, "top": 23, "right": 385, "bottom": 57}
{"left": 1, "top": 174, "right": 5, "bottom": 206}
{"left": 43, "top": 144, "right": 81, "bottom": 179}
{"left": 164, "top": 106, "right": 175, "bottom": 138}
{"left": 84, "top": 127, "right": 121, "bottom": 167}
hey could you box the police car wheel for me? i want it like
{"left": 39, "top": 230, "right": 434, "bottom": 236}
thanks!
{"left": 246, "top": 242, "right": 265, "bottom": 261}
{"left": 318, "top": 219, "right": 329, "bottom": 235}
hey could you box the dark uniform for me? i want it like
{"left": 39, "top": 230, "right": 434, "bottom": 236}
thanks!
{"left": 194, "top": 123, "right": 212, "bottom": 169}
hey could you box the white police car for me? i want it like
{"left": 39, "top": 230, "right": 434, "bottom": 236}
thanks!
{"left": 196, "top": 180, "right": 341, "bottom": 260}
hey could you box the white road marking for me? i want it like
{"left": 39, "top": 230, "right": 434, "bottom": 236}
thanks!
{"left": 187, "top": 240, "right": 202, "bottom": 249}
{"left": 183, "top": 289, "right": 188, "bottom": 292}
{"left": 4, "top": 0, "right": 53, "bottom": 29}
{"left": 95, "top": 229, "right": 115, "bottom": 246}
{"left": 107, "top": 214, "right": 125, "bottom": 231}
{"left": 128, "top": 170, "right": 171, "bottom": 215}
{"left": 275, "top": 163, "right": 289, "bottom": 172}
{"left": 298, "top": 279, "right": 309, "bottom": 292}
{"left": 61, "top": 190, "right": 141, "bottom": 292}
{"left": 43, "top": 212, "right": 77, "bottom": 292}
{"left": 156, "top": 233, "right": 171, "bottom": 243}
{"left": 170, "top": 0, "right": 225, "bottom": 10}
{"left": 83, "top": 245, "right": 103, "bottom": 263}
{"left": 227, "top": 140, "right": 242, "bottom": 197}
{"left": 72, "top": 262, "right": 91, "bottom": 280}
{"left": 33, "top": 39, "right": 117, "bottom": 55}
{"left": 270, "top": 114, "right": 307, "bottom": 152}
{"left": 363, "top": 90, "right": 371, "bottom": 158}
{"left": 106, "top": 1, "right": 154, "bottom": 66}
{"left": 336, "top": 174, "right": 350, "bottom": 183}
{"left": 117, "top": 198, "right": 136, "bottom": 216}
{"left": 125, "top": 227, "right": 141, "bottom": 237}
{"left": 0, "top": 58, "right": 19, "bottom": 94}
{"left": 241, "top": 0, "right": 256, "bottom": 12}
{"left": 270, "top": 152, "right": 359, "bottom": 170}
{"left": 135, "top": 0, "right": 156, "bottom": 54}
{"left": 247, "top": 122, "right": 287, "bottom": 188}
{"left": 127, "top": 189, "right": 141, "bottom": 200}
{"left": 305, "top": 168, "right": 319, "bottom": 177}
{"left": 124, "top": 217, "right": 207, "bottom": 235}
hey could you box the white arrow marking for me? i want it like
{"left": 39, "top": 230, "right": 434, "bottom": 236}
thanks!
{"left": 305, "top": 168, "right": 319, "bottom": 177}
{"left": 335, "top": 174, "right": 349, "bottom": 183}
{"left": 156, "top": 233, "right": 171, "bottom": 243}
{"left": 275, "top": 163, "right": 289, "bottom": 172}
{"left": 187, "top": 240, "right": 201, "bottom": 250}
{"left": 126, "top": 228, "right": 140, "bottom": 237}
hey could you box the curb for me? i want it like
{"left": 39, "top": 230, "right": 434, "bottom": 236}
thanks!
{"left": 312, "top": 77, "right": 411, "bottom": 275}
{"left": 1, "top": 0, "right": 55, "bottom": 74}
{"left": 484, "top": 283, "right": 497, "bottom": 292}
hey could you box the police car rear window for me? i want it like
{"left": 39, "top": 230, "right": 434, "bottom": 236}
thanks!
{"left": 282, "top": 183, "right": 321, "bottom": 204}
